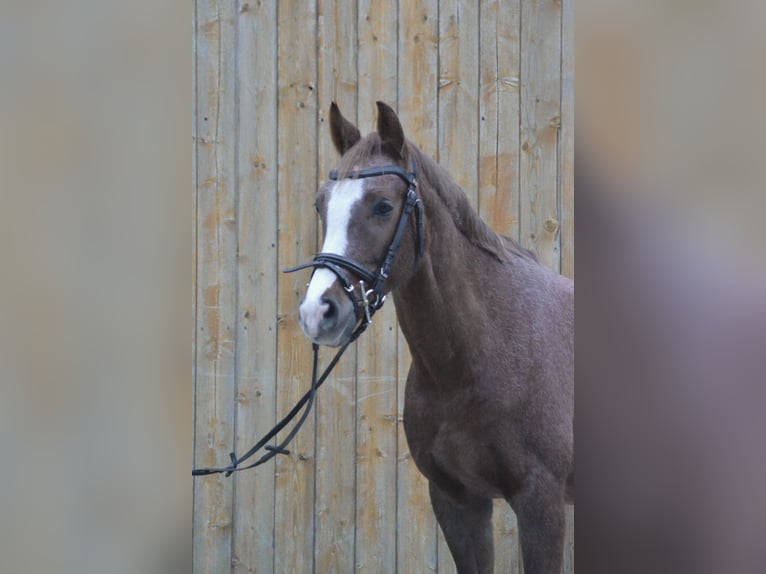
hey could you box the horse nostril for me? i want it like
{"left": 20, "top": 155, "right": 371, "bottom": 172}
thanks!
{"left": 321, "top": 298, "right": 338, "bottom": 322}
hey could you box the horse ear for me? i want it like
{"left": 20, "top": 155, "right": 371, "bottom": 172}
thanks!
{"left": 329, "top": 102, "right": 361, "bottom": 156}
{"left": 376, "top": 101, "right": 405, "bottom": 158}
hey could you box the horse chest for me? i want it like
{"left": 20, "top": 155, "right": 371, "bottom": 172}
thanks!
{"left": 403, "top": 379, "right": 511, "bottom": 501}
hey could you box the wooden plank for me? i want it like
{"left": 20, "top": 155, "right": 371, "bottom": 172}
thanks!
{"left": 491, "top": 500, "right": 522, "bottom": 574}
{"left": 560, "top": 0, "right": 574, "bottom": 280}
{"left": 520, "top": 0, "right": 562, "bottom": 272}
{"left": 438, "top": 0, "right": 480, "bottom": 207}
{"left": 478, "top": 0, "right": 501, "bottom": 229}
{"left": 191, "top": 0, "right": 199, "bottom": 564}
{"left": 564, "top": 505, "right": 575, "bottom": 573}
{"left": 560, "top": 2, "right": 573, "bottom": 564}
{"left": 314, "top": 2, "right": 358, "bottom": 573}
{"left": 355, "top": 2, "right": 399, "bottom": 572}
{"left": 480, "top": 0, "right": 522, "bottom": 242}
{"left": 478, "top": 1, "right": 524, "bottom": 571}
{"left": 437, "top": 4, "right": 480, "bottom": 569}
{"left": 398, "top": 0, "right": 439, "bottom": 152}
{"left": 193, "top": 0, "right": 238, "bottom": 572}
{"left": 274, "top": 1, "right": 318, "bottom": 572}
{"left": 397, "top": 1, "right": 439, "bottom": 572}
{"left": 230, "top": 1, "right": 278, "bottom": 573}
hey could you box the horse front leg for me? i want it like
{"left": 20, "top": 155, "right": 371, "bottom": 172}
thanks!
{"left": 429, "top": 481, "right": 494, "bottom": 574}
{"left": 510, "top": 471, "right": 566, "bottom": 574}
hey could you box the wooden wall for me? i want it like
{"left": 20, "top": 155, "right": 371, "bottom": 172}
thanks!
{"left": 193, "top": 0, "right": 574, "bottom": 572}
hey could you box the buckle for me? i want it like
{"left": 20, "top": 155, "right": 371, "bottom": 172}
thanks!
{"left": 360, "top": 281, "right": 387, "bottom": 325}
{"left": 360, "top": 282, "right": 374, "bottom": 325}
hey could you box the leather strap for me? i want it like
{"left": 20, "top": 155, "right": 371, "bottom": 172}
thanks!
{"left": 192, "top": 162, "right": 425, "bottom": 478}
{"left": 328, "top": 165, "right": 415, "bottom": 187}
{"left": 285, "top": 159, "right": 423, "bottom": 327}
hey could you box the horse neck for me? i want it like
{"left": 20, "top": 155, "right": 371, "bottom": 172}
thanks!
{"left": 393, "top": 185, "right": 508, "bottom": 382}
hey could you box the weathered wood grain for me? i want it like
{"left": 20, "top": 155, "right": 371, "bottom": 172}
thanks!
{"left": 274, "top": 2, "right": 318, "bottom": 573}
{"left": 231, "top": 1, "right": 278, "bottom": 573}
{"left": 561, "top": 0, "right": 574, "bottom": 280}
{"left": 480, "top": 0, "right": 522, "bottom": 243}
{"left": 520, "top": 0, "right": 562, "bottom": 272}
{"left": 491, "top": 499, "right": 522, "bottom": 574}
{"left": 438, "top": 0, "right": 480, "bottom": 206}
{"left": 355, "top": 2, "right": 399, "bottom": 572}
{"left": 564, "top": 504, "right": 575, "bottom": 573}
{"left": 478, "top": 2, "right": 526, "bottom": 570}
{"left": 437, "top": 4, "right": 481, "bottom": 572}
{"left": 314, "top": 2, "right": 358, "bottom": 572}
{"left": 562, "top": 0, "right": 575, "bottom": 569}
{"left": 397, "top": 1, "right": 440, "bottom": 571}
{"left": 193, "top": 0, "right": 238, "bottom": 572}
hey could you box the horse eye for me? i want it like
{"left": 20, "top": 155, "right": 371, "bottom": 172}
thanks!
{"left": 373, "top": 200, "right": 393, "bottom": 216}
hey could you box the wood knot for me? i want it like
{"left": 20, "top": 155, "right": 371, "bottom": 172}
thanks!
{"left": 544, "top": 218, "right": 560, "bottom": 233}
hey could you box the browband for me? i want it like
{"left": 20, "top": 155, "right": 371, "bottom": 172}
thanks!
{"left": 328, "top": 164, "right": 416, "bottom": 188}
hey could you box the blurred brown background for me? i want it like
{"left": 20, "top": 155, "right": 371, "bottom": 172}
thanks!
{"left": 0, "top": 2, "right": 190, "bottom": 574}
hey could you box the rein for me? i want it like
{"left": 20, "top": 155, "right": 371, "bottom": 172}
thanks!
{"left": 192, "top": 160, "right": 423, "bottom": 478}
{"left": 191, "top": 339, "right": 359, "bottom": 477}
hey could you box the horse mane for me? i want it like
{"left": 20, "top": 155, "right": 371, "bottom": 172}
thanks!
{"left": 335, "top": 133, "right": 537, "bottom": 264}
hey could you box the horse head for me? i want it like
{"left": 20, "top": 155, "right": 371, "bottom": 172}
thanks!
{"left": 297, "top": 102, "right": 424, "bottom": 347}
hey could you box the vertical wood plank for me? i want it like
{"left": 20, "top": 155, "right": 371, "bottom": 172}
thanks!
{"left": 398, "top": 0, "right": 439, "bottom": 153}
{"left": 478, "top": 1, "right": 524, "bottom": 571}
{"left": 438, "top": 0, "right": 480, "bottom": 206}
{"left": 560, "top": 0, "right": 574, "bottom": 280}
{"left": 314, "top": 1, "right": 358, "bottom": 572}
{"left": 191, "top": 0, "right": 199, "bottom": 564}
{"left": 193, "top": 0, "right": 238, "bottom": 572}
{"left": 355, "top": 2, "right": 399, "bottom": 572}
{"left": 520, "top": 0, "right": 562, "bottom": 272}
{"left": 561, "top": 9, "right": 574, "bottom": 573}
{"left": 564, "top": 504, "right": 575, "bottom": 573}
{"left": 491, "top": 499, "right": 522, "bottom": 574}
{"left": 436, "top": 4, "right": 480, "bottom": 569}
{"left": 274, "top": 1, "right": 318, "bottom": 572}
{"left": 231, "top": 1, "right": 278, "bottom": 573}
{"left": 480, "top": 0, "right": 522, "bottom": 242}
{"left": 478, "top": 0, "right": 500, "bottom": 229}
{"left": 397, "top": 1, "right": 439, "bottom": 572}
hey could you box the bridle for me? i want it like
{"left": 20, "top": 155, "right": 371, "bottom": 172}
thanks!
{"left": 192, "top": 160, "right": 424, "bottom": 478}
{"left": 284, "top": 159, "right": 424, "bottom": 337}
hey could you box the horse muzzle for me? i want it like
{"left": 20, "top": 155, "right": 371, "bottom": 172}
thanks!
{"left": 298, "top": 277, "right": 358, "bottom": 347}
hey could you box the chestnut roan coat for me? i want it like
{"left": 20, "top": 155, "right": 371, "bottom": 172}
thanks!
{"left": 297, "top": 102, "right": 574, "bottom": 574}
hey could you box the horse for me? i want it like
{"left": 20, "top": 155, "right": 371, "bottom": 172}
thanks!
{"left": 296, "top": 101, "right": 574, "bottom": 574}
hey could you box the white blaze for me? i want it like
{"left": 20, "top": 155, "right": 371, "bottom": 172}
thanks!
{"left": 300, "top": 179, "right": 365, "bottom": 339}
